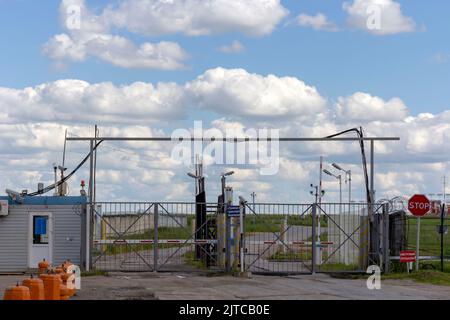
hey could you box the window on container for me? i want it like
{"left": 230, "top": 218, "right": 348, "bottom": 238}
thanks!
{"left": 33, "top": 216, "right": 49, "bottom": 244}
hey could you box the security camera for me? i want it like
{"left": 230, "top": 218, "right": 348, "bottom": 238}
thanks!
{"left": 239, "top": 196, "right": 247, "bottom": 204}
{"left": 5, "top": 189, "right": 23, "bottom": 202}
{"left": 5, "top": 189, "right": 21, "bottom": 198}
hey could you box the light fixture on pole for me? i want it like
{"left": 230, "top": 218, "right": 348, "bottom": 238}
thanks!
{"left": 332, "top": 163, "right": 352, "bottom": 203}
{"left": 221, "top": 171, "right": 235, "bottom": 205}
{"left": 187, "top": 172, "right": 201, "bottom": 195}
{"left": 323, "top": 169, "right": 342, "bottom": 205}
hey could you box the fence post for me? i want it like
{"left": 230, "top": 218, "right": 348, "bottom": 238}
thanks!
{"left": 416, "top": 217, "right": 420, "bottom": 272}
{"left": 311, "top": 203, "right": 317, "bottom": 274}
{"left": 154, "top": 203, "right": 159, "bottom": 272}
{"left": 383, "top": 203, "right": 390, "bottom": 274}
{"left": 225, "top": 204, "right": 231, "bottom": 273}
{"left": 239, "top": 202, "right": 245, "bottom": 273}
{"left": 280, "top": 216, "right": 288, "bottom": 254}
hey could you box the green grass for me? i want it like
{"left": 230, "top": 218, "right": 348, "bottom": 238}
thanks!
{"left": 406, "top": 217, "right": 450, "bottom": 256}
{"left": 383, "top": 270, "right": 450, "bottom": 286}
{"left": 245, "top": 214, "right": 327, "bottom": 233}
{"left": 318, "top": 263, "right": 361, "bottom": 272}
{"left": 94, "top": 225, "right": 196, "bottom": 256}
{"left": 81, "top": 270, "right": 109, "bottom": 277}
{"left": 183, "top": 251, "right": 207, "bottom": 270}
{"left": 268, "top": 249, "right": 313, "bottom": 262}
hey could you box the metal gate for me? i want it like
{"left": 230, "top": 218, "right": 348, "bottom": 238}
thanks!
{"left": 243, "top": 203, "right": 314, "bottom": 274}
{"left": 90, "top": 201, "right": 388, "bottom": 274}
{"left": 91, "top": 202, "right": 222, "bottom": 272}
{"left": 243, "top": 202, "right": 387, "bottom": 274}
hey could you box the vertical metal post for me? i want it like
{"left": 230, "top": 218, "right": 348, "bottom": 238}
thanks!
{"left": 317, "top": 157, "right": 323, "bottom": 263}
{"left": 86, "top": 140, "right": 94, "bottom": 272}
{"left": 370, "top": 140, "right": 375, "bottom": 209}
{"left": 93, "top": 125, "right": 98, "bottom": 206}
{"left": 383, "top": 203, "right": 390, "bottom": 274}
{"left": 416, "top": 217, "right": 420, "bottom": 271}
{"left": 441, "top": 203, "right": 445, "bottom": 272}
{"left": 311, "top": 203, "right": 317, "bottom": 274}
{"left": 348, "top": 170, "right": 352, "bottom": 203}
{"left": 239, "top": 202, "right": 245, "bottom": 273}
{"left": 225, "top": 216, "right": 230, "bottom": 272}
{"left": 154, "top": 203, "right": 159, "bottom": 272}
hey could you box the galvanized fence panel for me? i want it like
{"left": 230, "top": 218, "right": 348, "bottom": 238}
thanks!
{"left": 91, "top": 202, "right": 222, "bottom": 272}
{"left": 243, "top": 203, "right": 315, "bottom": 274}
{"left": 243, "top": 202, "right": 378, "bottom": 274}
{"left": 91, "top": 201, "right": 394, "bottom": 274}
{"left": 156, "top": 202, "right": 221, "bottom": 272}
{"left": 91, "top": 202, "right": 156, "bottom": 271}
{"left": 387, "top": 214, "right": 450, "bottom": 271}
{"left": 315, "top": 203, "right": 372, "bottom": 273}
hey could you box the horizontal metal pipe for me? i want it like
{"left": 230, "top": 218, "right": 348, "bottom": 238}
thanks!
{"left": 67, "top": 137, "right": 400, "bottom": 142}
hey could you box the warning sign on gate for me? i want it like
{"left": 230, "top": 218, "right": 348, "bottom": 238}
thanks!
{"left": 400, "top": 250, "right": 416, "bottom": 263}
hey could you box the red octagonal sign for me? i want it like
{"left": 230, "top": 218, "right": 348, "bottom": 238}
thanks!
{"left": 408, "top": 194, "right": 431, "bottom": 217}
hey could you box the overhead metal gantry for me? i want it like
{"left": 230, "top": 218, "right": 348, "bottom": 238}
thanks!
{"left": 67, "top": 135, "right": 400, "bottom": 206}
{"left": 67, "top": 135, "right": 399, "bottom": 271}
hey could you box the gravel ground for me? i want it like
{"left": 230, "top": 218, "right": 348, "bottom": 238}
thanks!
{"left": 2, "top": 272, "right": 450, "bottom": 300}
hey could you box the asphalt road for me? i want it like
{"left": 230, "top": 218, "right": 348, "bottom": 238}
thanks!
{"left": 2, "top": 272, "right": 450, "bottom": 300}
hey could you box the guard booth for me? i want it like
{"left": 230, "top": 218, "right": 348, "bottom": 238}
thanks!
{"left": 0, "top": 195, "right": 87, "bottom": 273}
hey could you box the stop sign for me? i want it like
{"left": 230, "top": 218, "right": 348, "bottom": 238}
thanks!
{"left": 408, "top": 194, "right": 431, "bottom": 217}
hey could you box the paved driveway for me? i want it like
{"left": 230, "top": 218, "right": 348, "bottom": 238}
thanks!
{"left": 2, "top": 272, "right": 449, "bottom": 300}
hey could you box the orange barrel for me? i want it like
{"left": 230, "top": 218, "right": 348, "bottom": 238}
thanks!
{"left": 59, "top": 284, "right": 70, "bottom": 300}
{"left": 38, "top": 258, "right": 50, "bottom": 274}
{"left": 3, "top": 287, "right": 12, "bottom": 300}
{"left": 55, "top": 264, "right": 65, "bottom": 274}
{"left": 22, "top": 275, "right": 45, "bottom": 300}
{"left": 63, "top": 260, "right": 73, "bottom": 270}
{"left": 61, "top": 272, "right": 76, "bottom": 297}
{"left": 40, "top": 274, "right": 61, "bottom": 300}
{"left": 3, "top": 283, "right": 31, "bottom": 300}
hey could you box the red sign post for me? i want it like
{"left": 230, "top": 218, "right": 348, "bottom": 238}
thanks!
{"left": 408, "top": 194, "right": 431, "bottom": 217}
{"left": 408, "top": 194, "right": 431, "bottom": 272}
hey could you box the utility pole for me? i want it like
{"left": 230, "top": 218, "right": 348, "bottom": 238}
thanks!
{"left": 251, "top": 192, "right": 256, "bottom": 226}
{"left": 323, "top": 169, "right": 342, "bottom": 205}
{"left": 310, "top": 183, "right": 324, "bottom": 267}
{"left": 251, "top": 192, "right": 256, "bottom": 206}
{"left": 333, "top": 163, "right": 352, "bottom": 203}
{"left": 93, "top": 125, "right": 98, "bottom": 205}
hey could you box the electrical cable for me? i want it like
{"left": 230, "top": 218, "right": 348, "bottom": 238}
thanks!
{"left": 324, "top": 127, "right": 371, "bottom": 205}
{"left": 27, "top": 140, "right": 104, "bottom": 196}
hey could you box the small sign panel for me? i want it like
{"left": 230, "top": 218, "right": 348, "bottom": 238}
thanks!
{"left": 226, "top": 206, "right": 241, "bottom": 217}
{"left": 400, "top": 250, "right": 416, "bottom": 263}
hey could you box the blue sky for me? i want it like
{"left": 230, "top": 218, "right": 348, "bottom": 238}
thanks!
{"left": 1, "top": 0, "right": 449, "bottom": 114}
{"left": 0, "top": 0, "right": 449, "bottom": 203}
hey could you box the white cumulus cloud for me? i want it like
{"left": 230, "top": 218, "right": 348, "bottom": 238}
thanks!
{"left": 43, "top": 0, "right": 188, "bottom": 70}
{"left": 335, "top": 92, "right": 409, "bottom": 123}
{"left": 297, "top": 13, "right": 339, "bottom": 32}
{"left": 343, "top": 0, "right": 416, "bottom": 35}
{"left": 185, "top": 67, "right": 327, "bottom": 119}
{"left": 219, "top": 41, "right": 245, "bottom": 54}
{"left": 103, "top": 0, "right": 289, "bottom": 37}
